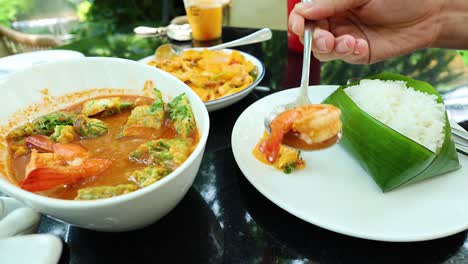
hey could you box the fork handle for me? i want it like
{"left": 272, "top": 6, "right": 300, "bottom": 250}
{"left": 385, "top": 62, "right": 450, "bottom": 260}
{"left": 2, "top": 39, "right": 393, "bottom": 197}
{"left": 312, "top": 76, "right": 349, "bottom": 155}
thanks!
{"left": 455, "top": 142, "right": 468, "bottom": 155}
{"left": 452, "top": 126, "right": 468, "bottom": 141}
{"left": 452, "top": 126, "right": 468, "bottom": 155}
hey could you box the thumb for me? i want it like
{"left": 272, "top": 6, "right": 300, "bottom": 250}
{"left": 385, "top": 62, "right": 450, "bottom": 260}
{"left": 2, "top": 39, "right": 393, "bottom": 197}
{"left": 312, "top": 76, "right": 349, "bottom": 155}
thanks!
{"left": 294, "top": 0, "right": 369, "bottom": 20}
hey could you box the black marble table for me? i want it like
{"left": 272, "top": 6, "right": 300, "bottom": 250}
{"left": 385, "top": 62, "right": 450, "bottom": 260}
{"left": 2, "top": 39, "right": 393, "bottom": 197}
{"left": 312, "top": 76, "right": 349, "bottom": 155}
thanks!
{"left": 23, "top": 26, "right": 468, "bottom": 263}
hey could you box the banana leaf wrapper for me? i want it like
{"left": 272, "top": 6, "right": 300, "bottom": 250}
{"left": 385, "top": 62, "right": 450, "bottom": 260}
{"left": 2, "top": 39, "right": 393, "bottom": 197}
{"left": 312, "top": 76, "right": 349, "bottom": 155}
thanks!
{"left": 322, "top": 73, "right": 461, "bottom": 192}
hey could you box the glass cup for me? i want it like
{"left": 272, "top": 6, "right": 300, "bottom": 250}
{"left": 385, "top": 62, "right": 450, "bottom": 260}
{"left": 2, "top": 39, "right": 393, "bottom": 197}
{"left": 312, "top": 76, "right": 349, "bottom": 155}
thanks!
{"left": 183, "top": 0, "right": 223, "bottom": 41}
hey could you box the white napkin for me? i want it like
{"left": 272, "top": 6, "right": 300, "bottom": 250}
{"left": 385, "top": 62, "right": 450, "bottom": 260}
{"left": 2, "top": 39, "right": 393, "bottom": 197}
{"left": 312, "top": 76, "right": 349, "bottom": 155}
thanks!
{"left": 0, "top": 207, "right": 41, "bottom": 238}
{"left": 0, "top": 234, "right": 62, "bottom": 264}
{"left": 0, "top": 197, "right": 40, "bottom": 236}
{"left": 0, "top": 197, "right": 62, "bottom": 264}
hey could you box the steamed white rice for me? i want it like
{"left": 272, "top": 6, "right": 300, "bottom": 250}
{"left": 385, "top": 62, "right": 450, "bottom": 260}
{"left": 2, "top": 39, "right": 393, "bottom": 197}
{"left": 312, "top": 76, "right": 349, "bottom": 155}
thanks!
{"left": 345, "top": 79, "right": 445, "bottom": 152}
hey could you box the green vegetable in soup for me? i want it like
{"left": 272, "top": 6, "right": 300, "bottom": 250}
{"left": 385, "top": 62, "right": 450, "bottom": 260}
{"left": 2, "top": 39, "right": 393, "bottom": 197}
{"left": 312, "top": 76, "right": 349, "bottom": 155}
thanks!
{"left": 75, "top": 184, "right": 138, "bottom": 200}
{"left": 167, "top": 93, "right": 195, "bottom": 138}
{"left": 50, "top": 125, "right": 77, "bottom": 143}
{"left": 129, "top": 138, "right": 192, "bottom": 170}
{"left": 129, "top": 166, "right": 171, "bottom": 187}
{"left": 81, "top": 97, "right": 134, "bottom": 118}
{"left": 7, "top": 123, "right": 35, "bottom": 157}
{"left": 120, "top": 88, "right": 165, "bottom": 137}
{"left": 7, "top": 123, "right": 35, "bottom": 140}
{"left": 11, "top": 144, "right": 29, "bottom": 157}
{"left": 31, "top": 111, "right": 76, "bottom": 135}
{"left": 74, "top": 115, "right": 108, "bottom": 139}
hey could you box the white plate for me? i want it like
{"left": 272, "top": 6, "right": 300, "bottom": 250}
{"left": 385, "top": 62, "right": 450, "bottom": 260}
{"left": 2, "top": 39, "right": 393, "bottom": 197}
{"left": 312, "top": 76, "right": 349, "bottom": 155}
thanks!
{"left": 0, "top": 50, "right": 85, "bottom": 80}
{"left": 232, "top": 85, "right": 468, "bottom": 242}
{"left": 139, "top": 49, "right": 265, "bottom": 112}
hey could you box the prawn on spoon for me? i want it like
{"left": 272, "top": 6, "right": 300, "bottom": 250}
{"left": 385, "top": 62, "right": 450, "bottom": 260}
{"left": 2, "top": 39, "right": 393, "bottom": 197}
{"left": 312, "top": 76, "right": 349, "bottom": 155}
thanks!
{"left": 260, "top": 0, "right": 342, "bottom": 164}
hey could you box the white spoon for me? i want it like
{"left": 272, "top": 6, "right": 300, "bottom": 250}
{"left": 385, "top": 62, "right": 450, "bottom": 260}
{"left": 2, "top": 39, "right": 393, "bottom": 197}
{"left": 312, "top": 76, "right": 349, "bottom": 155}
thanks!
{"left": 154, "top": 28, "right": 272, "bottom": 60}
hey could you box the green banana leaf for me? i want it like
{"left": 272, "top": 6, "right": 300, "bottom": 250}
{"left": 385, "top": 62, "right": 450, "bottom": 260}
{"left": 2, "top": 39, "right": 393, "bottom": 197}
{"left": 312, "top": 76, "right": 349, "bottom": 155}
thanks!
{"left": 323, "top": 73, "right": 460, "bottom": 192}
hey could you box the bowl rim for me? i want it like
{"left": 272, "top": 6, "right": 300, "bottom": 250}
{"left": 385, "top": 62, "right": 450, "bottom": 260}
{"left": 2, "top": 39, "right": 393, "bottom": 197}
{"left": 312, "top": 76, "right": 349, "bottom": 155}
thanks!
{"left": 0, "top": 56, "right": 210, "bottom": 208}
{"left": 139, "top": 48, "right": 266, "bottom": 108}
{"left": 203, "top": 49, "right": 265, "bottom": 107}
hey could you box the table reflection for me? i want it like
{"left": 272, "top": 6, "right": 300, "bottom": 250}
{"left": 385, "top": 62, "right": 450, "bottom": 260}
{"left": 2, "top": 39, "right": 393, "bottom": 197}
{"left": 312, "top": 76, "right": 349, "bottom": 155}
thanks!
{"left": 37, "top": 188, "right": 224, "bottom": 264}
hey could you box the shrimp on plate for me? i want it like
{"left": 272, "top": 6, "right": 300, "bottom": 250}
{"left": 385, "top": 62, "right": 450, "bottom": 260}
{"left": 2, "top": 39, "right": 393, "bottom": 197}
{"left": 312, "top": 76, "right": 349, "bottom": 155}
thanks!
{"left": 19, "top": 135, "right": 111, "bottom": 192}
{"left": 259, "top": 104, "right": 342, "bottom": 163}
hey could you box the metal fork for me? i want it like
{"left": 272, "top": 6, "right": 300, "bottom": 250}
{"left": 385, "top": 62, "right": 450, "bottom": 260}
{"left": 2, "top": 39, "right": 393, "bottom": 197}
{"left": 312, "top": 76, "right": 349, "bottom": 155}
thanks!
{"left": 452, "top": 126, "right": 468, "bottom": 155}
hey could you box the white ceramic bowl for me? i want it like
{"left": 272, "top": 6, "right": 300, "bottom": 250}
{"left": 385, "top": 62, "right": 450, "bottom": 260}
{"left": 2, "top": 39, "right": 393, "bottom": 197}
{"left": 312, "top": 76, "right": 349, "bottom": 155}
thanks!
{"left": 139, "top": 48, "right": 265, "bottom": 112}
{"left": 0, "top": 57, "right": 210, "bottom": 232}
{"left": 0, "top": 50, "right": 85, "bottom": 80}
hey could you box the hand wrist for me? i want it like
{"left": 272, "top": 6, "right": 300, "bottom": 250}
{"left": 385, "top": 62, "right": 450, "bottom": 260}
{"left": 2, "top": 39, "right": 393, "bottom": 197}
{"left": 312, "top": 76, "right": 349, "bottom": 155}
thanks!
{"left": 433, "top": 0, "right": 468, "bottom": 49}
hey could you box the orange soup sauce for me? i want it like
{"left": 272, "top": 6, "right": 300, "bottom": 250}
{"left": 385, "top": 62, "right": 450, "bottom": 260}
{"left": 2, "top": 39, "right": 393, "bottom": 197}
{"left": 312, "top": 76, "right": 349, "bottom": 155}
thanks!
{"left": 8, "top": 95, "right": 199, "bottom": 200}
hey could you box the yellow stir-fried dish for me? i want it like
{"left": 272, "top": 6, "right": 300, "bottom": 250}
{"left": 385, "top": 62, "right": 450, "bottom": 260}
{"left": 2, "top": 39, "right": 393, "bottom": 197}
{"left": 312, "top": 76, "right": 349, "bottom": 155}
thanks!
{"left": 149, "top": 49, "right": 256, "bottom": 102}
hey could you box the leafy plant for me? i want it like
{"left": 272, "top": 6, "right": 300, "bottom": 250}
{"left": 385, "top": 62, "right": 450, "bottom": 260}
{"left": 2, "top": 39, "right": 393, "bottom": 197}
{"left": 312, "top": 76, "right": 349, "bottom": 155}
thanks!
{"left": 260, "top": 31, "right": 287, "bottom": 90}
{"left": 321, "top": 49, "right": 462, "bottom": 90}
{"left": 0, "top": 0, "right": 32, "bottom": 26}
{"left": 76, "top": 0, "right": 91, "bottom": 21}
{"left": 73, "top": 0, "right": 184, "bottom": 38}
{"left": 59, "top": 33, "right": 166, "bottom": 60}
{"left": 458, "top": 50, "right": 468, "bottom": 65}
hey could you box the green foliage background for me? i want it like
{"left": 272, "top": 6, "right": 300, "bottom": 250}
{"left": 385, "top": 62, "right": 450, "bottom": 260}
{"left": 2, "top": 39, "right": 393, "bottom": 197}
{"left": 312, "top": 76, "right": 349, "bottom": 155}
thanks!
{"left": 0, "top": 0, "right": 32, "bottom": 25}
{"left": 0, "top": 0, "right": 462, "bottom": 90}
{"left": 459, "top": 50, "right": 468, "bottom": 65}
{"left": 321, "top": 49, "right": 463, "bottom": 91}
{"left": 74, "top": 0, "right": 184, "bottom": 38}
{"left": 61, "top": 0, "right": 181, "bottom": 60}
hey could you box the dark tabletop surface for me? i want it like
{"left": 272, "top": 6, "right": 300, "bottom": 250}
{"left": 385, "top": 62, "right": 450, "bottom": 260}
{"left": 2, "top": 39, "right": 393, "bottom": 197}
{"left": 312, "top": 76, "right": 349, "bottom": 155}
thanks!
{"left": 26, "top": 27, "right": 468, "bottom": 263}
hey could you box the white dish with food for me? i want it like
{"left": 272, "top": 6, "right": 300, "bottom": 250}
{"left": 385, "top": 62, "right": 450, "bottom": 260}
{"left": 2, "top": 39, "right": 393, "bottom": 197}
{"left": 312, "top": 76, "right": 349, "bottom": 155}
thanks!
{"left": 139, "top": 48, "right": 265, "bottom": 112}
{"left": 232, "top": 85, "right": 468, "bottom": 242}
{"left": 0, "top": 57, "right": 210, "bottom": 232}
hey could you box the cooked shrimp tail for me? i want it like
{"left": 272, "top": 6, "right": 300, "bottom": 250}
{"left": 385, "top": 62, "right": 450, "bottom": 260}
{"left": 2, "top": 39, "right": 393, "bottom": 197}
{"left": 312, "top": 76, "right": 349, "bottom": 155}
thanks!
{"left": 260, "top": 109, "right": 299, "bottom": 163}
{"left": 25, "top": 135, "right": 55, "bottom": 152}
{"left": 52, "top": 143, "right": 88, "bottom": 159}
{"left": 20, "top": 158, "right": 112, "bottom": 192}
{"left": 21, "top": 138, "right": 108, "bottom": 192}
{"left": 260, "top": 104, "right": 342, "bottom": 163}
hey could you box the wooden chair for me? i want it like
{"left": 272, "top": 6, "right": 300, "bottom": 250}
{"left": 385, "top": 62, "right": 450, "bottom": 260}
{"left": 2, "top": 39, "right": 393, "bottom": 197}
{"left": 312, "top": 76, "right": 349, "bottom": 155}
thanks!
{"left": 0, "top": 25, "right": 64, "bottom": 55}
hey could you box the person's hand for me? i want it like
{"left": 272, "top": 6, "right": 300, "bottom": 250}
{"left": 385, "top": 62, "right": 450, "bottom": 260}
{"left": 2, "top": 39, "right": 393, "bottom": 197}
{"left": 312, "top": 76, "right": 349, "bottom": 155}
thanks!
{"left": 288, "top": 0, "right": 445, "bottom": 64}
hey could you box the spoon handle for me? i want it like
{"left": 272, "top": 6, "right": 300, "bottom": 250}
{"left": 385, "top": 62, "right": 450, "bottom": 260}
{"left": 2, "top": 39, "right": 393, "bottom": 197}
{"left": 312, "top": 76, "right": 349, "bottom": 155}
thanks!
{"left": 207, "top": 28, "right": 272, "bottom": 51}
{"left": 296, "top": 19, "right": 314, "bottom": 105}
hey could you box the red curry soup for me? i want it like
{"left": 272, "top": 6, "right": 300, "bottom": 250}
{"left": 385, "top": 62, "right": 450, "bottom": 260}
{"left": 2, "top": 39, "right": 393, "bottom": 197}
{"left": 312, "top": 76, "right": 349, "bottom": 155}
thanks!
{"left": 5, "top": 87, "right": 198, "bottom": 200}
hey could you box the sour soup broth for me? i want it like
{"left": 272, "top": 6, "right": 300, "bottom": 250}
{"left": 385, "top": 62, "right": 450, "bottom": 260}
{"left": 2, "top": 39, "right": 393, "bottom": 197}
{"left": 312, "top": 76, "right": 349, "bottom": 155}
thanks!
{"left": 6, "top": 92, "right": 199, "bottom": 200}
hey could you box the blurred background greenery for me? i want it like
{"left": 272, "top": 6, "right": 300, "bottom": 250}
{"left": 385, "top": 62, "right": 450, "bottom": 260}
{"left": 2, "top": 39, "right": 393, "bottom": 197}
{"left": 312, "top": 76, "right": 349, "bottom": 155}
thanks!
{"left": 0, "top": 0, "right": 77, "bottom": 28}
{"left": 72, "top": 0, "right": 184, "bottom": 38}
{"left": 321, "top": 49, "right": 464, "bottom": 92}
{"left": 64, "top": 0, "right": 180, "bottom": 60}
{"left": 459, "top": 50, "right": 468, "bottom": 65}
{"left": 0, "top": 0, "right": 466, "bottom": 90}
{"left": 0, "top": 0, "right": 33, "bottom": 26}
{"left": 0, "top": 0, "right": 185, "bottom": 36}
